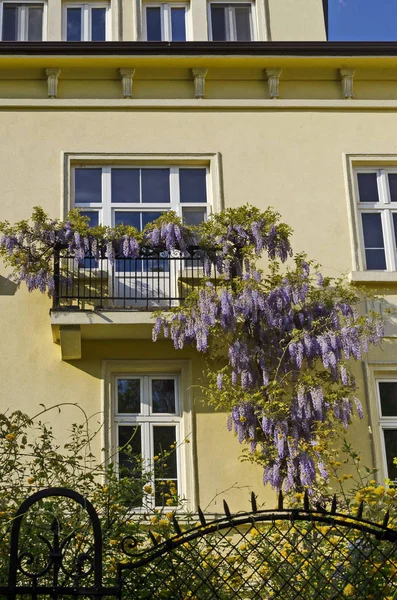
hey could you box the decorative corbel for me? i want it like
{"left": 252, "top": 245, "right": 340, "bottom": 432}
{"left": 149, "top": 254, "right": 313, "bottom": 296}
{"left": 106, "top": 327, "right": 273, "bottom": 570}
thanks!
{"left": 265, "top": 68, "right": 282, "bottom": 99}
{"left": 339, "top": 68, "right": 355, "bottom": 99}
{"left": 119, "top": 68, "right": 136, "bottom": 99}
{"left": 46, "top": 68, "right": 61, "bottom": 99}
{"left": 192, "top": 68, "right": 208, "bottom": 99}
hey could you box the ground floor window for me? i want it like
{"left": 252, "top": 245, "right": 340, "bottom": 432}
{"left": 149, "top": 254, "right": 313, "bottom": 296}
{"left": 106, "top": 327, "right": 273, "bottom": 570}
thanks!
{"left": 376, "top": 379, "right": 397, "bottom": 483}
{"left": 104, "top": 360, "right": 194, "bottom": 511}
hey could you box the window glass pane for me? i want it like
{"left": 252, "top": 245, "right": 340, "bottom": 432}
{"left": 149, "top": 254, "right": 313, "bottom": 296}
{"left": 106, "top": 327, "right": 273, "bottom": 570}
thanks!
{"left": 383, "top": 430, "right": 397, "bottom": 481}
{"left": 112, "top": 169, "right": 140, "bottom": 204}
{"left": 211, "top": 5, "right": 227, "bottom": 40}
{"left": 357, "top": 173, "right": 379, "bottom": 203}
{"left": 171, "top": 7, "right": 186, "bottom": 41}
{"left": 2, "top": 6, "right": 18, "bottom": 40}
{"left": 118, "top": 425, "right": 142, "bottom": 504}
{"left": 146, "top": 6, "right": 162, "bottom": 40}
{"left": 75, "top": 169, "right": 102, "bottom": 204}
{"left": 179, "top": 169, "right": 207, "bottom": 203}
{"left": 182, "top": 208, "right": 206, "bottom": 226}
{"left": 153, "top": 426, "right": 177, "bottom": 476}
{"left": 27, "top": 6, "right": 43, "bottom": 41}
{"left": 152, "top": 379, "right": 176, "bottom": 413}
{"left": 114, "top": 211, "right": 141, "bottom": 229}
{"left": 142, "top": 211, "right": 163, "bottom": 228}
{"left": 91, "top": 7, "right": 106, "bottom": 41}
{"left": 393, "top": 213, "right": 397, "bottom": 254}
{"left": 379, "top": 382, "right": 397, "bottom": 416}
{"left": 118, "top": 379, "right": 141, "bottom": 413}
{"left": 361, "top": 213, "right": 386, "bottom": 270}
{"left": 235, "top": 6, "right": 251, "bottom": 41}
{"left": 80, "top": 211, "right": 99, "bottom": 227}
{"left": 67, "top": 7, "right": 82, "bottom": 41}
{"left": 389, "top": 174, "right": 397, "bottom": 202}
{"left": 141, "top": 169, "right": 170, "bottom": 203}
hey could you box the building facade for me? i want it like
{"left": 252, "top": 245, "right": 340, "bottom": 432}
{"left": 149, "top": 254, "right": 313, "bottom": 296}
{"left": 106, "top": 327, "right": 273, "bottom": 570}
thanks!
{"left": 0, "top": 0, "right": 396, "bottom": 512}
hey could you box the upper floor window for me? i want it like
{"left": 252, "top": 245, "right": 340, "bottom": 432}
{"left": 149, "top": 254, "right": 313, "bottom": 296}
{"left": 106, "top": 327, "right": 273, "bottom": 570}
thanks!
{"left": 72, "top": 165, "right": 209, "bottom": 228}
{"left": 0, "top": 1, "right": 45, "bottom": 40}
{"left": 63, "top": 2, "right": 109, "bottom": 41}
{"left": 355, "top": 169, "right": 397, "bottom": 271}
{"left": 143, "top": 2, "right": 188, "bottom": 41}
{"left": 376, "top": 380, "right": 397, "bottom": 483}
{"left": 208, "top": 2, "right": 254, "bottom": 41}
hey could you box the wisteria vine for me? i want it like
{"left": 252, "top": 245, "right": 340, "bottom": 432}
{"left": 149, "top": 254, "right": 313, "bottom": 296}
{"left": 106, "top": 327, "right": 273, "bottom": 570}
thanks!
{"left": 152, "top": 210, "right": 384, "bottom": 493}
{"left": 0, "top": 204, "right": 383, "bottom": 492}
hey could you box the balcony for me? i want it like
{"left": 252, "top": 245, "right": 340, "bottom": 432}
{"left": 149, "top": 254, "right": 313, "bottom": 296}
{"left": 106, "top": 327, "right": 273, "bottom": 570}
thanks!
{"left": 50, "top": 245, "right": 216, "bottom": 359}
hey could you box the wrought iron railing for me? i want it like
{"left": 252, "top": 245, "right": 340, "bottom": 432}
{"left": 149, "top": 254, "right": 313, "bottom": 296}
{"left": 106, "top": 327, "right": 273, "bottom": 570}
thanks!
{"left": 52, "top": 245, "right": 216, "bottom": 310}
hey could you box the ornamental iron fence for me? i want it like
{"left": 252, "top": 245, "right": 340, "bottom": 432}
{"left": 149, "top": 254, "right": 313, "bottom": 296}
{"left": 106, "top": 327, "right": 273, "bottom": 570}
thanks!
{"left": 0, "top": 487, "right": 396, "bottom": 599}
{"left": 52, "top": 245, "right": 217, "bottom": 310}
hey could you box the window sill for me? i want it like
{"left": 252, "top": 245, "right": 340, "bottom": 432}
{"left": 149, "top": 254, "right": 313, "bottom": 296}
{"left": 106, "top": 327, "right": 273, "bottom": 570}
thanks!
{"left": 350, "top": 271, "right": 397, "bottom": 284}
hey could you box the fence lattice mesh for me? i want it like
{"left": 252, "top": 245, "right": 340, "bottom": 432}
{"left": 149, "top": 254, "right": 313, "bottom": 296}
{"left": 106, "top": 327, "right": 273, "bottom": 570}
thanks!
{"left": 125, "top": 517, "right": 397, "bottom": 599}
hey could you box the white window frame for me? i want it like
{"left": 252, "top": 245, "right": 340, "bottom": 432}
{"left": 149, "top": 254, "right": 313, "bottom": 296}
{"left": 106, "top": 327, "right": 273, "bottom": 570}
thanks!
{"left": 375, "top": 378, "right": 397, "bottom": 483}
{"left": 143, "top": 2, "right": 190, "bottom": 41}
{"left": 354, "top": 167, "right": 397, "bottom": 271}
{"left": 207, "top": 1, "right": 256, "bottom": 42}
{"left": 64, "top": 152, "right": 223, "bottom": 218}
{"left": 62, "top": 2, "right": 111, "bottom": 41}
{"left": 103, "top": 359, "right": 195, "bottom": 512}
{"left": 0, "top": 0, "right": 47, "bottom": 41}
{"left": 71, "top": 164, "right": 212, "bottom": 227}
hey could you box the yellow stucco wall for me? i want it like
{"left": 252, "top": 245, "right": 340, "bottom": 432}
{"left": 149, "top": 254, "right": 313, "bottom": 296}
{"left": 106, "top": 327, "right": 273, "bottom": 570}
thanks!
{"left": 0, "top": 98, "right": 396, "bottom": 509}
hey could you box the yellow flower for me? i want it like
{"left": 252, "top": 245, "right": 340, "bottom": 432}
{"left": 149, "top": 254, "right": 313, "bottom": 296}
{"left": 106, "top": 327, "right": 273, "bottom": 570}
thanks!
{"left": 5, "top": 434, "right": 15, "bottom": 442}
{"left": 158, "top": 519, "right": 169, "bottom": 529}
{"left": 144, "top": 485, "right": 153, "bottom": 494}
{"left": 27, "top": 477, "right": 35, "bottom": 484}
{"left": 375, "top": 485, "right": 385, "bottom": 496}
{"left": 109, "top": 539, "right": 118, "bottom": 546}
{"left": 343, "top": 584, "right": 356, "bottom": 597}
{"left": 166, "top": 498, "right": 174, "bottom": 506}
{"left": 166, "top": 512, "right": 173, "bottom": 520}
{"left": 151, "top": 516, "right": 158, "bottom": 525}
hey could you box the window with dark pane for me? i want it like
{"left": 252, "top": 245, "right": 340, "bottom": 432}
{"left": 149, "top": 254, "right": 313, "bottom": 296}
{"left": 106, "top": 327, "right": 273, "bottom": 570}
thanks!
{"left": 179, "top": 168, "right": 207, "bottom": 204}
{"left": 111, "top": 169, "right": 140, "bottom": 204}
{"left": 141, "top": 169, "right": 170, "bottom": 203}
{"left": 118, "top": 425, "right": 142, "bottom": 478}
{"left": 91, "top": 7, "right": 106, "bottom": 41}
{"left": 75, "top": 168, "right": 102, "bottom": 204}
{"left": 80, "top": 211, "right": 99, "bottom": 268}
{"left": 361, "top": 213, "right": 386, "bottom": 270}
{"left": 118, "top": 379, "right": 141, "bottom": 413}
{"left": 2, "top": 5, "right": 18, "bottom": 40}
{"left": 357, "top": 173, "right": 379, "bottom": 203}
{"left": 146, "top": 6, "right": 162, "bottom": 40}
{"left": 383, "top": 430, "right": 397, "bottom": 481}
{"left": 389, "top": 174, "right": 397, "bottom": 202}
{"left": 171, "top": 7, "right": 186, "bottom": 40}
{"left": 153, "top": 425, "right": 178, "bottom": 506}
{"left": 152, "top": 379, "right": 176, "bottom": 413}
{"left": 211, "top": 5, "right": 227, "bottom": 40}
{"left": 27, "top": 5, "right": 43, "bottom": 40}
{"left": 235, "top": 5, "right": 251, "bottom": 40}
{"left": 67, "top": 7, "right": 82, "bottom": 41}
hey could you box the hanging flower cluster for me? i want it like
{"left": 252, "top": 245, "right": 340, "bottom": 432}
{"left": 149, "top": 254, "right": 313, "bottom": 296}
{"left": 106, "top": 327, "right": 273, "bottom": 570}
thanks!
{"left": 152, "top": 233, "right": 384, "bottom": 493}
{"left": 0, "top": 204, "right": 290, "bottom": 296}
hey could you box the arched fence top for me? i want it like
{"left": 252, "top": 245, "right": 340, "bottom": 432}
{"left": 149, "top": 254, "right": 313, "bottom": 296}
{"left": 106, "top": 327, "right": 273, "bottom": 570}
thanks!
{"left": 0, "top": 487, "right": 396, "bottom": 599}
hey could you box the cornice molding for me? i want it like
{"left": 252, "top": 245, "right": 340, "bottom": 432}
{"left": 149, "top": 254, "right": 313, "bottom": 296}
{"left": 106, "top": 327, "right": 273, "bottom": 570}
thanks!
{"left": 3, "top": 41, "right": 397, "bottom": 57}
